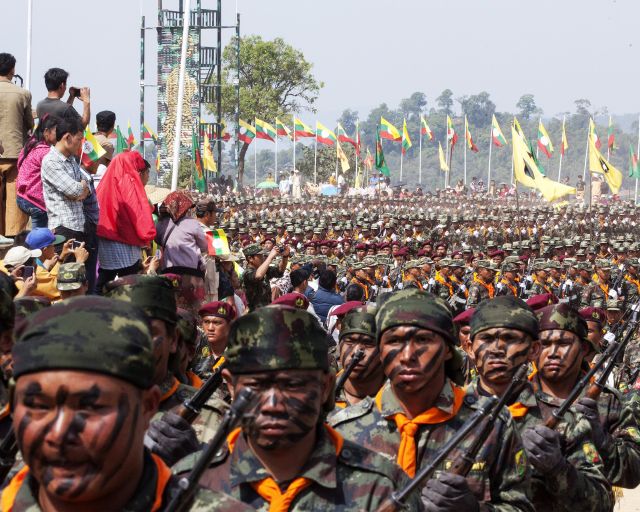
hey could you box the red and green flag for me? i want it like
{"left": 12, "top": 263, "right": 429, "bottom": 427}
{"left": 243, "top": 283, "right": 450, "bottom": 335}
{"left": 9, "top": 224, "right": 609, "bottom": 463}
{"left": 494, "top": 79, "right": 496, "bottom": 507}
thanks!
{"left": 375, "top": 126, "right": 390, "bottom": 177}
{"left": 142, "top": 122, "right": 157, "bottom": 142}
{"left": 491, "top": 114, "right": 508, "bottom": 147}
{"left": 355, "top": 122, "right": 361, "bottom": 156}
{"left": 80, "top": 126, "right": 106, "bottom": 167}
{"left": 191, "top": 130, "right": 206, "bottom": 193}
{"left": 630, "top": 144, "right": 640, "bottom": 178}
{"left": 238, "top": 119, "right": 256, "bottom": 145}
{"left": 205, "top": 229, "right": 230, "bottom": 256}
{"left": 275, "top": 118, "right": 292, "bottom": 139}
{"left": 336, "top": 123, "right": 358, "bottom": 151}
{"left": 126, "top": 121, "right": 137, "bottom": 148}
{"left": 294, "top": 118, "right": 315, "bottom": 138}
{"left": 589, "top": 118, "right": 601, "bottom": 149}
{"left": 115, "top": 125, "right": 128, "bottom": 154}
{"left": 379, "top": 117, "right": 401, "bottom": 142}
{"left": 316, "top": 121, "right": 337, "bottom": 146}
{"left": 464, "top": 116, "right": 478, "bottom": 153}
{"left": 608, "top": 116, "right": 616, "bottom": 153}
{"left": 420, "top": 115, "right": 433, "bottom": 141}
{"left": 537, "top": 120, "right": 554, "bottom": 158}
{"left": 255, "top": 118, "right": 276, "bottom": 142}
{"left": 401, "top": 119, "right": 412, "bottom": 155}
{"left": 446, "top": 115, "right": 458, "bottom": 147}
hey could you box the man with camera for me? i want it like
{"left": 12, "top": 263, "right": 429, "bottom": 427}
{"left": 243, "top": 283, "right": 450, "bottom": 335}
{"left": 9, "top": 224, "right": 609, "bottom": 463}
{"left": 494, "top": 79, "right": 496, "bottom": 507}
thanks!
{"left": 241, "top": 243, "right": 289, "bottom": 311}
{"left": 35, "top": 67, "right": 90, "bottom": 128}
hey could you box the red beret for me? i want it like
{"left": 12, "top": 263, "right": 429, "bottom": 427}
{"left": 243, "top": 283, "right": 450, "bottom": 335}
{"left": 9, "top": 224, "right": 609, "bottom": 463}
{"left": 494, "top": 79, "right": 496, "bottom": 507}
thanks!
{"left": 488, "top": 249, "right": 505, "bottom": 258}
{"left": 453, "top": 307, "right": 475, "bottom": 326}
{"left": 272, "top": 292, "right": 309, "bottom": 309}
{"left": 329, "top": 300, "right": 364, "bottom": 317}
{"left": 526, "top": 293, "right": 558, "bottom": 311}
{"left": 378, "top": 242, "right": 390, "bottom": 249}
{"left": 579, "top": 307, "right": 606, "bottom": 325}
{"left": 355, "top": 243, "right": 367, "bottom": 250}
{"left": 198, "top": 301, "right": 237, "bottom": 322}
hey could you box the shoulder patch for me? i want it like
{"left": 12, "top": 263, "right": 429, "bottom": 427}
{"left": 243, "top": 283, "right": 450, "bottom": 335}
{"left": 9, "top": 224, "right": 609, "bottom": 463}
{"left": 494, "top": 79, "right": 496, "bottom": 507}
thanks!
{"left": 582, "top": 442, "right": 601, "bottom": 464}
{"left": 328, "top": 396, "right": 375, "bottom": 426}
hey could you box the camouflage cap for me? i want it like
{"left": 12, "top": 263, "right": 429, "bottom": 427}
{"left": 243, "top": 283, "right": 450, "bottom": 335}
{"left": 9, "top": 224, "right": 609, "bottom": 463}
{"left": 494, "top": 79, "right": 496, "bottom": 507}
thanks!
{"left": 105, "top": 275, "right": 177, "bottom": 325}
{"left": 501, "top": 262, "right": 519, "bottom": 273}
{"left": 339, "top": 305, "right": 377, "bottom": 341}
{"left": 470, "top": 296, "right": 539, "bottom": 340}
{"left": 13, "top": 296, "right": 154, "bottom": 389}
{"left": 225, "top": 305, "right": 329, "bottom": 373}
{"left": 243, "top": 243, "right": 268, "bottom": 257}
{"left": 0, "top": 289, "right": 14, "bottom": 331}
{"left": 56, "top": 262, "right": 87, "bottom": 291}
{"left": 14, "top": 296, "right": 50, "bottom": 323}
{"left": 536, "top": 303, "right": 587, "bottom": 341}
{"left": 595, "top": 259, "right": 613, "bottom": 270}
{"left": 176, "top": 308, "right": 198, "bottom": 347}
{"left": 476, "top": 260, "right": 498, "bottom": 271}
{"left": 376, "top": 289, "right": 454, "bottom": 345}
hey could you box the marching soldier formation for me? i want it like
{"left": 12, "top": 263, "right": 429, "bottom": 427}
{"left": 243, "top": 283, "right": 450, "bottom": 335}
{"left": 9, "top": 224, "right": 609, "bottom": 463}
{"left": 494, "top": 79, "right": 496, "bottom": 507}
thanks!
{"left": 4, "top": 194, "right": 640, "bottom": 510}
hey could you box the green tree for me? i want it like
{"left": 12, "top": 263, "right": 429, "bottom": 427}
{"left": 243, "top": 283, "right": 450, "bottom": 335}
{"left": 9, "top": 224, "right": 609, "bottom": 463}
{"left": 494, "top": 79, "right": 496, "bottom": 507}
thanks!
{"left": 436, "top": 89, "right": 454, "bottom": 115}
{"left": 213, "top": 35, "right": 323, "bottom": 184}
{"left": 458, "top": 91, "right": 495, "bottom": 127}
{"left": 337, "top": 109, "right": 359, "bottom": 134}
{"left": 399, "top": 92, "right": 427, "bottom": 121}
{"left": 516, "top": 94, "right": 542, "bottom": 120}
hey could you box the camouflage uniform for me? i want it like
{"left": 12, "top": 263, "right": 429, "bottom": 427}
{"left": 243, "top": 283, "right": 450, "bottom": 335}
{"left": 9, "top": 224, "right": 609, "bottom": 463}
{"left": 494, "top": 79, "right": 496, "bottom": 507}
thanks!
{"left": 580, "top": 280, "right": 610, "bottom": 309}
{"left": 241, "top": 265, "right": 283, "bottom": 310}
{"left": 467, "top": 262, "right": 497, "bottom": 308}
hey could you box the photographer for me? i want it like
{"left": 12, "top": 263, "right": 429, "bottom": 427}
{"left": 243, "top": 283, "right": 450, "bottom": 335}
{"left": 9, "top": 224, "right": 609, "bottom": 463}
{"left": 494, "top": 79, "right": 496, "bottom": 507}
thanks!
{"left": 240, "top": 243, "right": 289, "bottom": 311}
{"left": 35, "top": 67, "right": 90, "bottom": 128}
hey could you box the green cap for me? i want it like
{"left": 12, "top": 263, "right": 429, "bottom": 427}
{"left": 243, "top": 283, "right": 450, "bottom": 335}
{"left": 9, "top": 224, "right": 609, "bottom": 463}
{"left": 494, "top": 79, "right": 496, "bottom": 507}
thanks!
{"left": 595, "top": 259, "right": 613, "bottom": 270}
{"left": 13, "top": 297, "right": 154, "bottom": 389}
{"left": 470, "top": 296, "right": 539, "bottom": 340}
{"left": 339, "top": 306, "right": 377, "bottom": 340}
{"left": 226, "top": 305, "right": 329, "bottom": 373}
{"left": 56, "top": 262, "right": 87, "bottom": 291}
{"left": 105, "top": 275, "right": 177, "bottom": 325}
{"left": 243, "top": 243, "right": 268, "bottom": 257}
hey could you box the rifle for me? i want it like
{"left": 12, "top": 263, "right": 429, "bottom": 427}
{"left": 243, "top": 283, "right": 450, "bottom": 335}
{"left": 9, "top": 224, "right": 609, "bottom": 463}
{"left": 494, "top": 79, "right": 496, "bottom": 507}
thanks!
{"left": 334, "top": 348, "right": 365, "bottom": 400}
{"left": 165, "top": 387, "right": 256, "bottom": 512}
{"left": 175, "top": 361, "right": 227, "bottom": 424}
{"left": 0, "top": 428, "right": 17, "bottom": 483}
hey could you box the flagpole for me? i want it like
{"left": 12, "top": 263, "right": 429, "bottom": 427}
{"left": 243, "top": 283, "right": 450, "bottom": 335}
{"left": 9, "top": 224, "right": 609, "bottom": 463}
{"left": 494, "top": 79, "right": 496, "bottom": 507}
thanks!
{"left": 275, "top": 128, "right": 278, "bottom": 182}
{"left": 293, "top": 120, "right": 296, "bottom": 172}
{"left": 254, "top": 134, "right": 257, "bottom": 188}
{"left": 487, "top": 126, "right": 493, "bottom": 188}
{"left": 557, "top": 115, "right": 565, "bottom": 181}
{"left": 535, "top": 117, "right": 540, "bottom": 160}
{"left": 400, "top": 147, "right": 404, "bottom": 183}
{"left": 314, "top": 132, "right": 318, "bottom": 185}
{"left": 444, "top": 118, "right": 449, "bottom": 189}
{"left": 463, "top": 117, "right": 467, "bottom": 187}
{"left": 582, "top": 123, "right": 589, "bottom": 181}
{"left": 355, "top": 123, "right": 359, "bottom": 189}
{"left": 607, "top": 115, "right": 611, "bottom": 161}
{"left": 636, "top": 113, "right": 640, "bottom": 203}
{"left": 25, "top": 0, "right": 33, "bottom": 90}
{"left": 418, "top": 124, "right": 423, "bottom": 186}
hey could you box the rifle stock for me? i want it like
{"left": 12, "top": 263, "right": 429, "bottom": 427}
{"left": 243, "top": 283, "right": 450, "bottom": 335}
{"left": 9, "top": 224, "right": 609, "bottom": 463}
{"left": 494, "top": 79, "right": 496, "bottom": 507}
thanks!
{"left": 0, "top": 428, "right": 17, "bottom": 484}
{"left": 334, "top": 348, "right": 365, "bottom": 400}
{"left": 175, "top": 361, "right": 227, "bottom": 424}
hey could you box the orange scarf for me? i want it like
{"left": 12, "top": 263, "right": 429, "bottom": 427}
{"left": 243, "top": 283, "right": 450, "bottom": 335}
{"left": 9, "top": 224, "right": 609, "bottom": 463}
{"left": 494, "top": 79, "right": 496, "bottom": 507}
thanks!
{"left": 450, "top": 276, "right": 469, "bottom": 298}
{"left": 625, "top": 275, "right": 640, "bottom": 292}
{"left": 436, "top": 273, "right": 454, "bottom": 296}
{"left": 1, "top": 455, "right": 171, "bottom": 512}
{"left": 508, "top": 403, "right": 528, "bottom": 418}
{"left": 500, "top": 279, "right": 517, "bottom": 297}
{"left": 593, "top": 277, "right": 609, "bottom": 297}
{"left": 187, "top": 371, "right": 203, "bottom": 389}
{"left": 376, "top": 383, "right": 466, "bottom": 477}
{"left": 227, "top": 425, "right": 344, "bottom": 512}
{"left": 533, "top": 277, "right": 552, "bottom": 294}
{"left": 473, "top": 275, "right": 495, "bottom": 299}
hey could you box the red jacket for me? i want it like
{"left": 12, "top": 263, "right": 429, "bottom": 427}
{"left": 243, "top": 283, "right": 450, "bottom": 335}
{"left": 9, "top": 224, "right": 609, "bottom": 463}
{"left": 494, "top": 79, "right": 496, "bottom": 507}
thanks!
{"left": 96, "top": 152, "right": 156, "bottom": 246}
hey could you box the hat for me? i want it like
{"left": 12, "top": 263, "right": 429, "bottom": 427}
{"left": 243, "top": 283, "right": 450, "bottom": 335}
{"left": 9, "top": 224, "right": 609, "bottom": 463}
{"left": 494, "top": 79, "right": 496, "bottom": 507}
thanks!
{"left": 595, "top": 259, "right": 613, "bottom": 270}
{"left": 243, "top": 243, "right": 268, "bottom": 257}
{"left": 330, "top": 301, "right": 365, "bottom": 317}
{"left": 470, "top": 296, "right": 539, "bottom": 340}
{"left": 198, "top": 301, "right": 237, "bottom": 322}
{"left": 56, "top": 263, "right": 87, "bottom": 291}
{"left": 225, "top": 306, "right": 328, "bottom": 373}
{"left": 3, "top": 246, "right": 42, "bottom": 267}
{"left": 579, "top": 307, "right": 606, "bottom": 325}
{"left": 195, "top": 199, "right": 224, "bottom": 215}
{"left": 476, "top": 260, "right": 498, "bottom": 271}
{"left": 340, "top": 305, "right": 377, "bottom": 340}
{"left": 105, "top": 275, "right": 177, "bottom": 325}
{"left": 453, "top": 307, "right": 475, "bottom": 327}
{"left": 13, "top": 297, "right": 154, "bottom": 389}
{"left": 176, "top": 308, "right": 198, "bottom": 346}
{"left": 537, "top": 303, "right": 587, "bottom": 341}
{"left": 0, "top": 235, "right": 13, "bottom": 248}
{"left": 606, "top": 299, "right": 621, "bottom": 311}
{"left": 272, "top": 292, "right": 310, "bottom": 310}
{"left": 501, "top": 262, "right": 519, "bottom": 273}
{"left": 526, "top": 293, "right": 558, "bottom": 311}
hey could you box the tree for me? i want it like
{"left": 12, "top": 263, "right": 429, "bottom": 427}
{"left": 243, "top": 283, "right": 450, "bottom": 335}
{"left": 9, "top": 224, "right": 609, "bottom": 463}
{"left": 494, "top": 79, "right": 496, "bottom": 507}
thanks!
{"left": 516, "top": 94, "right": 542, "bottom": 120}
{"left": 399, "top": 92, "right": 427, "bottom": 121}
{"left": 436, "top": 89, "right": 454, "bottom": 115}
{"left": 337, "top": 109, "right": 359, "bottom": 134}
{"left": 214, "top": 35, "right": 323, "bottom": 184}
{"left": 459, "top": 91, "right": 495, "bottom": 127}
{"left": 574, "top": 98, "right": 593, "bottom": 117}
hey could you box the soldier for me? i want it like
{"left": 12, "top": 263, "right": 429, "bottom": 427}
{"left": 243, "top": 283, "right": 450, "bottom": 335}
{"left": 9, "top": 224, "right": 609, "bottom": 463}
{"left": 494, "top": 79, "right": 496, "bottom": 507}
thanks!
{"left": 333, "top": 306, "right": 385, "bottom": 410}
{"left": 578, "top": 307, "right": 607, "bottom": 362}
{"left": 3, "top": 296, "right": 250, "bottom": 511}
{"left": 581, "top": 259, "right": 613, "bottom": 309}
{"left": 467, "top": 260, "right": 497, "bottom": 307}
{"left": 197, "top": 301, "right": 237, "bottom": 373}
{"left": 621, "top": 258, "right": 640, "bottom": 307}
{"left": 496, "top": 261, "right": 519, "bottom": 297}
{"left": 330, "top": 289, "right": 533, "bottom": 510}
{"left": 241, "top": 243, "right": 289, "bottom": 311}
{"left": 55, "top": 262, "right": 88, "bottom": 299}
{"left": 0, "top": 289, "right": 14, "bottom": 437}
{"left": 175, "top": 308, "right": 204, "bottom": 388}
{"left": 400, "top": 260, "right": 424, "bottom": 290}
{"left": 175, "top": 305, "right": 407, "bottom": 510}
{"left": 467, "top": 297, "right": 613, "bottom": 511}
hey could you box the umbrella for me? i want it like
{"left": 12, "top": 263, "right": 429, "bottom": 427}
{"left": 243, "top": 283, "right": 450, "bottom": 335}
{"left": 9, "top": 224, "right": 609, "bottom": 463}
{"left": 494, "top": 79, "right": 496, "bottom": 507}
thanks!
{"left": 320, "top": 184, "right": 338, "bottom": 196}
{"left": 256, "top": 180, "right": 279, "bottom": 189}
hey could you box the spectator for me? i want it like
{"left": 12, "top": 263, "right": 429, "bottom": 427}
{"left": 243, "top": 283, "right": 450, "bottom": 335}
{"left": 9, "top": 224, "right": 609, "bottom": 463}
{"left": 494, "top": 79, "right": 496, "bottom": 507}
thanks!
{"left": 35, "top": 67, "right": 90, "bottom": 127}
{"left": 289, "top": 268, "right": 310, "bottom": 295}
{"left": 195, "top": 199, "right": 223, "bottom": 302}
{"left": 16, "top": 114, "right": 59, "bottom": 228}
{"left": 92, "top": 110, "right": 115, "bottom": 187}
{"left": 96, "top": 152, "right": 155, "bottom": 293}
{"left": 310, "top": 269, "right": 344, "bottom": 324}
{"left": 0, "top": 53, "right": 33, "bottom": 236}
{"left": 345, "top": 282, "right": 366, "bottom": 302}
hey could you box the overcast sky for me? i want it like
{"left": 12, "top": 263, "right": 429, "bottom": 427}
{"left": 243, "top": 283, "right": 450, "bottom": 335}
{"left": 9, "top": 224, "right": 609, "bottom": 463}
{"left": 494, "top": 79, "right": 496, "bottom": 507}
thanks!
{"left": 3, "top": 0, "right": 639, "bottom": 131}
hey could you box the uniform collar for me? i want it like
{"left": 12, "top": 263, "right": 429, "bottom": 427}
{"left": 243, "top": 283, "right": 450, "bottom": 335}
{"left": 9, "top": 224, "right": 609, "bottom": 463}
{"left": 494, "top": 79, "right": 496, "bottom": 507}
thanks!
{"left": 375, "top": 378, "right": 457, "bottom": 418}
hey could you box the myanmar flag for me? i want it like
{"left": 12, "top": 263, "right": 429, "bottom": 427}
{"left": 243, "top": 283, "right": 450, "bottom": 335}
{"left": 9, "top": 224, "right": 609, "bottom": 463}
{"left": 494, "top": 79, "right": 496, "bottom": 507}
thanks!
{"left": 589, "top": 118, "right": 602, "bottom": 150}
{"left": 608, "top": 116, "right": 616, "bottom": 153}
{"left": 363, "top": 148, "right": 374, "bottom": 170}
{"left": 191, "top": 130, "right": 206, "bottom": 193}
{"left": 205, "top": 229, "right": 230, "bottom": 256}
{"left": 375, "top": 126, "right": 390, "bottom": 176}
{"left": 561, "top": 120, "right": 569, "bottom": 155}
{"left": 126, "top": 121, "right": 137, "bottom": 148}
{"left": 420, "top": 116, "right": 433, "bottom": 141}
{"left": 238, "top": 119, "right": 256, "bottom": 145}
{"left": 465, "top": 116, "right": 478, "bottom": 152}
{"left": 316, "top": 122, "right": 337, "bottom": 146}
{"left": 491, "top": 115, "right": 507, "bottom": 147}
{"left": 143, "top": 122, "right": 157, "bottom": 142}
{"left": 255, "top": 118, "right": 276, "bottom": 142}
{"left": 438, "top": 142, "right": 449, "bottom": 172}
{"left": 629, "top": 144, "right": 640, "bottom": 178}
{"left": 336, "top": 123, "right": 358, "bottom": 150}
{"left": 537, "top": 120, "right": 554, "bottom": 158}
{"left": 588, "top": 133, "right": 622, "bottom": 194}
{"left": 275, "top": 118, "right": 292, "bottom": 139}
{"left": 447, "top": 115, "right": 458, "bottom": 147}
{"left": 401, "top": 119, "right": 412, "bottom": 155}
{"left": 80, "top": 127, "right": 106, "bottom": 167}
{"left": 220, "top": 121, "right": 231, "bottom": 142}
{"left": 379, "top": 117, "right": 401, "bottom": 142}
{"left": 294, "top": 118, "right": 315, "bottom": 138}
{"left": 115, "top": 126, "right": 128, "bottom": 154}
{"left": 337, "top": 140, "right": 350, "bottom": 172}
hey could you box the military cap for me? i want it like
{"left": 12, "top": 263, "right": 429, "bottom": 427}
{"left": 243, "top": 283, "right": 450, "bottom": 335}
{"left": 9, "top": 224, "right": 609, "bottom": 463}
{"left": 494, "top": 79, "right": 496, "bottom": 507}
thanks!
{"left": 470, "top": 296, "right": 539, "bottom": 340}
{"left": 447, "top": 259, "right": 465, "bottom": 269}
{"left": 272, "top": 292, "right": 310, "bottom": 310}
{"left": 532, "top": 261, "right": 549, "bottom": 272}
{"left": 225, "top": 306, "right": 328, "bottom": 373}
{"left": 453, "top": 307, "right": 475, "bottom": 327}
{"left": 105, "top": 274, "right": 177, "bottom": 325}
{"left": 56, "top": 262, "right": 87, "bottom": 291}
{"left": 403, "top": 259, "right": 421, "bottom": 270}
{"left": 13, "top": 297, "right": 154, "bottom": 389}
{"left": 340, "top": 305, "right": 377, "bottom": 340}
{"left": 578, "top": 307, "right": 606, "bottom": 326}
{"left": 13, "top": 296, "right": 50, "bottom": 323}
{"left": 198, "top": 301, "right": 237, "bottom": 322}
{"left": 501, "top": 262, "right": 519, "bottom": 273}
{"left": 176, "top": 308, "right": 198, "bottom": 346}
{"left": 537, "top": 303, "right": 587, "bottom": 341}
{"left": 330, "top": 301, "right": 365, "bottom": 318}
{"left": 526, "top": 293, "right": 558, "bottom": 311}
{"left": 243, "top": 243, "right": 268, "bottom": 257}
{"left": 595, "top": 259, "right": 612, "bottom": 270}
{"left": 476, "top": 260, "right": 498, "bottom": 271}
{"left": 576, "top": 261, "right": 593, "bottom": 271}
{"left": 627, "top": 258, "right": 640, "bottom": 267}
{"left": 606, "top": 299, "right": 621, "bottom": 311}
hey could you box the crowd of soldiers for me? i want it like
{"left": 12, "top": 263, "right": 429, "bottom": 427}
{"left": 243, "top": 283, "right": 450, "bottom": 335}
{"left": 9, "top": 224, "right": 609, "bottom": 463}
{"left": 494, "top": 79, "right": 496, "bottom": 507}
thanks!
{"left": 1, "top": 192, "right": 640, "bottom": 511}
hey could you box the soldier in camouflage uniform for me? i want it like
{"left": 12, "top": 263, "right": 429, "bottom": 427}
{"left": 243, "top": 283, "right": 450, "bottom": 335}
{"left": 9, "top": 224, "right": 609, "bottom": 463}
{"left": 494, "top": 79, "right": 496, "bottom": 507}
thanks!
{"left": 581, "top": 259, "right": 613, "bottom": 309}
{"left": 330, "top": 289, "right": 533, "bottom": 511}
{"left": 240, "top": 243, "right": 288, "bottom": 311}
{"left": 467, "top": 297, "right": 614, "bottom": 511}
{"left": 526, "top": 262, "right": 554, "bottom": 298}
{"left": 175, "top": 305, "right": 408, "bottom": 511}
{"left": 496, "top": 261, "right": 520, "bottom": 297}
{"left": 621, "top": 258, "right": 640, "bottom": 308}
{"left": 467, "top": 260, "right": 498, "bottom": 308}
{"left": 3, "top": 296, "right": 250, "bottom": 511}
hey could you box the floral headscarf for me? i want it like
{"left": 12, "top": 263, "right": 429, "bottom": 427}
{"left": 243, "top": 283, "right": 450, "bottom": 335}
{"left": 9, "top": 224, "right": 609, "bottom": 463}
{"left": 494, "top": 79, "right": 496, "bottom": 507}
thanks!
{"left": 162, "top": 191, "right": 194, "bottom": 222}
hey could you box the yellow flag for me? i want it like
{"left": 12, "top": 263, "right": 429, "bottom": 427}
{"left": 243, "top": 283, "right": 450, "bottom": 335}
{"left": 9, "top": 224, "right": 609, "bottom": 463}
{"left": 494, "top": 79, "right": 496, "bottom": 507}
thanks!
{"left": 438, "top": 142, "right": 449, "bottom": 172}
{"left": 589, "top": 134, "right": 622, "bottom": 194}
{"left": 336, "top": 140, "right": 350, "bottom": 172}
{"left": 203, "top": 132, "right": 217, "bottom": 173}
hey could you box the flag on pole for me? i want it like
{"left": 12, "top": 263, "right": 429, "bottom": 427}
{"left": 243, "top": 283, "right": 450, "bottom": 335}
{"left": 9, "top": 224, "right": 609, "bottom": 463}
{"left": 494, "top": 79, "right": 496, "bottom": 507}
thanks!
{"left": 537, "top": 120, "right": 554, "bottom": 158}
{"left": 438, "top": 142, "right": 449, "bottom": 172}
{"left": 293, "top": 118, "right": 315, "bottom": 138}
{"left": 204, "top": 229, "right": 230, "bottom": 256}
{"left": 336, "top": 123, "right": 358, "bottom": 150}
{"left": 80, "top": 126, "right": 106, "bottom": 167}
{"left": 420, "top": 115, "right": 434, "bottom": 141}
{"left": 589, "top": 118, "right": 602, "bottom": 149}
{"left": 255, "top": 118, "right": 276, "bottom": 142}
{"left": 446, "top": 115, "right": 458, "bottom": 147}
{"left": 355, "top": 122, "right": 361, "bottom": 156}
{"left": 465, "top": 116, "right": 478, "bottom": 152}
{"left": 316, "top": 122, "right": 337, "bottom": 146}
{"left": 491, "top": 115, "right": 508, "bottom": 147}
{"left": 275, "top": 118, "right": 292, "bottom": 139}
{"left": 126, "top": 121, "right": 137, "bottom": 148}
{"left": 142, "top": 122, "right": 157, "bottom": 142}
{"left": 401, "top": 119, "right": 412, "bottom": 155}
{"left": 561, "top": 120, "right": 569, "bottom": 155}
{"left": 238, "top": 119, "right": 256, "bottom": 145}
{"left": 363, "top": 148, "right": 374, "bottom": 170}
{"left": 203, "top": 131, "right": 217, "bottom": 173}
{"left": 589, "top": 133, "right": 622, "bottom": 194}
{"left": 337, "top": 140, "right": 350, "bottom": 172}
{"left": 375, "top": 126, "right": 390, "bottom": 177}
{"left": 220, "top": 121, "right": 231, "bottom": 142}
{"left": 191, "top": 129, "right": 206, "bottom": 193}
{"left": 115, "top": 125, "right": 128, "bottom": 154}
{"left": 379, "top": 117, "right": 402, "bottom": 141}
{"left": 629, "top": 144, "right": 640, "bottom": 178}
{"left": 607, "top": 116, "right": 616, "bottom": 152}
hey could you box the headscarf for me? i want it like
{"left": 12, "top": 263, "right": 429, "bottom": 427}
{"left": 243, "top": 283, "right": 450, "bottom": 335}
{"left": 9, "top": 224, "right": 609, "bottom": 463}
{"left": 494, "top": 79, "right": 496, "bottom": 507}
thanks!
{"left": 162, "top": 191, "right": 194, "bottom": 222}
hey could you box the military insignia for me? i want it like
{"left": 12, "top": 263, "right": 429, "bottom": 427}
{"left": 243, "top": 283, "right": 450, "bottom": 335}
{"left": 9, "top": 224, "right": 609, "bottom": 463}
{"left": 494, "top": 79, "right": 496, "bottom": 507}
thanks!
{"left": 515, "top": 449, "right": 527, "bottom": 478}
{"left": 217, "top": 306, "right": 227, "bottom": 315}
{"left": 295, "top": 297, "right": 305, "bottom": 308}
{"left": 592, "top": 311, "right": 600, "bottom": 320}
{"left": 62, "top": 272, "right": 74, "bottom": 279}
{"left": 625, "top": 427, "right": 640, "bottom": 443}
{"left": 582, "top": 442, "right": 601, "bottom": 464}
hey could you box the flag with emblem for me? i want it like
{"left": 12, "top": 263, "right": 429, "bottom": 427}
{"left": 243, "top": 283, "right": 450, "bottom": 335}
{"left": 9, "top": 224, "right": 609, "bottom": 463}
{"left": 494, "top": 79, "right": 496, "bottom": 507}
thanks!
{"left": 465, "top": 116, "right": 478, "bottom": 152}
{"left": 191, "top": 130, "right": 206, "bottom": 192}
{"left": 80, "top": 126, "right": 106, "bottom": 167}
{"left": 607, "top": 115, "right": 616, "bottom": 153}
{"left": 203, "top": 132, "right": 217, "bottom": 173}
{"left": 401, "top": 119, "right": 412, "bottom": 154}
{"left": 255, "top": 118, "right": 276, "bottom": 142}
{"left": 589, "top": 133, "right": 622, "bottom": 194}
{"left": 275, "top": 118, "right": 292, "bottom": 139}
{"left": 238, "top": 119, "right": 256, "bottom": 145}
{"left": 537, "top": 120, "right": 554, "bottom": 158}
{"left": 316, "top": 122, "right": 337, "bottom": 146}
{"left": 491, "top": 115, "right": 508, "bottom": 147}
{"left": 447, "top": 115, "right": 458, "bottom": 147}
{"left": 589, "top": 118, "right": 602, "bottom": 149}
{"left": 561, "top": 119, "right": 569, "bottom": 155}
{"left": 421, "top": 115, "right": 434, "bottom": 141}
{"left": 375, "top": 126, "right": 390, "bottom": 176}
{"left": 205, "top": 229, "right": 230, "bottom": 256}
{"left": 294, "top": 118, "right": 315, "bottom": 138}
{"left": 629, "top": 144, "right": 640, "bottom": 178}
{"left": 379, "top": 117, "right": 402, "bottom": 142}
{"left": 438, "top": 142, "right": 449, "bottom": 172}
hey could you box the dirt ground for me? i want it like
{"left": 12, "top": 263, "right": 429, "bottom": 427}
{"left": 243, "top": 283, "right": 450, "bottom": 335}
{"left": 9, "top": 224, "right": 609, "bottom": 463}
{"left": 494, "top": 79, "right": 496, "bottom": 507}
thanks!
{"left": 618, "top": 487, "right": 640, "bottom": 511}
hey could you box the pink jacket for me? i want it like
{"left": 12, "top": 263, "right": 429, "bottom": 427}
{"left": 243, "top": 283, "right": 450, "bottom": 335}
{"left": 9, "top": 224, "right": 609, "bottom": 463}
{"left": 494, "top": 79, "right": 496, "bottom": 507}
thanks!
{"left": 17, "top": 142, "right": 49, "bottom": 210}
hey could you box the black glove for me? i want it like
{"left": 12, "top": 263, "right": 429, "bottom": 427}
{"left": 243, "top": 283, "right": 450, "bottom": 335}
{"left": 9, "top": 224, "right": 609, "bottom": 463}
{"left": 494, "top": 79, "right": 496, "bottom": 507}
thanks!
{"left": 521, "top": 425, "right": 566, "bottom": 475}
{"left": 574, "top": 397, "right": 609, "bottom": 450}
{"left": 145, "top": 411, "right": 200, "bottom": 466}
{"left": 421, "top": 472, "right": 479, "bottom": 512}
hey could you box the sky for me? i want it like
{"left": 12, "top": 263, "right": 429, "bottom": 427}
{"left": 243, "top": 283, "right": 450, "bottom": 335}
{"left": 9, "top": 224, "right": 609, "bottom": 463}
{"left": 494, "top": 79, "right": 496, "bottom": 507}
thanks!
{"left": 3, "top": 0, "right": 639, "bottom": 132}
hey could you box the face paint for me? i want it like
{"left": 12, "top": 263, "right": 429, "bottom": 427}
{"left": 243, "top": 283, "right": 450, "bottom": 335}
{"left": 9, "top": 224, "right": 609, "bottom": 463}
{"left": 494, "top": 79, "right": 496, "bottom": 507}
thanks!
{"left": 537, "top": 329, "right": 584, "bottom": 383}
{"left": 379, "top": 326, "right": 450, "bottom": 394}
{"left": 339, "top": 333, "right": 381, "bottom": 382}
